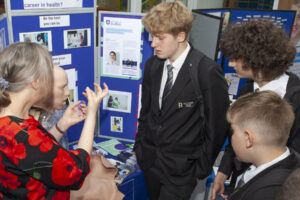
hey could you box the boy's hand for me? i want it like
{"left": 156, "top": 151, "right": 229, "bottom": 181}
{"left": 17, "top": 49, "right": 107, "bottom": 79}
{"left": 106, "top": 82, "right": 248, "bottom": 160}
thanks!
{"left": 82, "top": 83, "right": 109, "bottom": 114}
{"left": 211, "top": 172, "right": 228, "bottom": 200}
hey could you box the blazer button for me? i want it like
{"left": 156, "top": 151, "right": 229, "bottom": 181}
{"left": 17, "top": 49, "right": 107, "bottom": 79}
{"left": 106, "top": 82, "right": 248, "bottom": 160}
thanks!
{"left": 159, "top": 125, "right": 162, "bottom": 129}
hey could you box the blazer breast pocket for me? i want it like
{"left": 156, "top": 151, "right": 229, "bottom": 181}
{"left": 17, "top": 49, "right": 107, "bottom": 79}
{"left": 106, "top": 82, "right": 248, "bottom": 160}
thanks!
{"left": 177, "top": 100, "right": 196, "bottom": 109}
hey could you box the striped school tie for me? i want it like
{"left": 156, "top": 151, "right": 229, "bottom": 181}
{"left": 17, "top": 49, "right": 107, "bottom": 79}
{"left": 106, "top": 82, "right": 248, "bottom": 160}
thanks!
{"left": 162, "top": 64, "right": 174, "bottom": 107}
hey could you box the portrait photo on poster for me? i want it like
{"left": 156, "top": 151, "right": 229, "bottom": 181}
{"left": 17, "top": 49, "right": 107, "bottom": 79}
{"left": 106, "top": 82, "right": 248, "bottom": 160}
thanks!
{"left": 103, "top": 90, "right": 132, "bottom": 113}
{"left": 63, "top": 28, "right": 91, "bottom": 49}
{"left": 106, "top": 50, "right": 120, "bottom": 66}
{"left": 65, "top": 68, "right": 78, "bottom": 103}
{"left": 110, "top": 116, "right": 123, "bottom": 133}
{"left": 0, "top": 28, "right": 6, "bottom": 53}
{"left": 19, "top": 30, "right": 52, "bottom": 51}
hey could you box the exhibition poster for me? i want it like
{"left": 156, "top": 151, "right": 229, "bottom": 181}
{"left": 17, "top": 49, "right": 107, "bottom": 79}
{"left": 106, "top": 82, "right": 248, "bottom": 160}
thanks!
{"left": 102, "top": 17, "right": 142, "bottom": 79}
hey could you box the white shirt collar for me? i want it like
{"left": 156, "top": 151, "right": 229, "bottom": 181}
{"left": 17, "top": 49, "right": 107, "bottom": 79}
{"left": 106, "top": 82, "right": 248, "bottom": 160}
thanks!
{"left": 253, "top": 73, "right": 289, "bottom": 98}
{"left": 241, "top": 148, "right": 290, "bottom": 185}
{"left": 165, "top": 42, "right": 190, "bottom": 72}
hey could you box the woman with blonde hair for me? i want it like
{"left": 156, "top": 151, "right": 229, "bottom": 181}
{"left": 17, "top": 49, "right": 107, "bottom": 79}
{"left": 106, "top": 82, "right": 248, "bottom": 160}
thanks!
{"left": 0, "top": 42, "right": 108, "bottom": 199}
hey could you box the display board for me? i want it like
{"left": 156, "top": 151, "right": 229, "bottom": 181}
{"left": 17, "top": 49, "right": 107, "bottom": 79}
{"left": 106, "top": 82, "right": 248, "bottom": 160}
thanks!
{"left": 194, "top": 8, "right": 231, "bottom": 66}
{"left": 5, "top": 0, "right": 96, "bottom": 143}
{"left": 0, "top": 14, "right": 9, "bottom": 52}
{"left": 190, "top": 11, "right": 222, "bottom": 61}
{"left": 98, "top": 11, "right": 153, "bottom": 142}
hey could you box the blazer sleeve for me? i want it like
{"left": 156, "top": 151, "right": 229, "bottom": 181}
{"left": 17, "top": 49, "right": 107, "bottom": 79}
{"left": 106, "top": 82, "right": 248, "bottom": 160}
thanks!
{"left": 196, "top": 57, "right": 230, "bottom": 178}
{"left": 133, "top": 57, "right": 154, "bottom": 151}
{"left": 287, "top": 92, "right": 300, "bottom": 153}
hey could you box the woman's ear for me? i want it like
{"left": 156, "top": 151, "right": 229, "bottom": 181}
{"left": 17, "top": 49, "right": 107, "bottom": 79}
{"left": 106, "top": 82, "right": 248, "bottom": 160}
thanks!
{"left": 31, "top": 79, "right": 40, "bottom": 91}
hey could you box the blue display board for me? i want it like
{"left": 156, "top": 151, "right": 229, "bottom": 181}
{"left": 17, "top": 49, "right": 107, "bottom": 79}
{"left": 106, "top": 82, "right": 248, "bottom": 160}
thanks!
{"left": 11, "top": 12, "right": 95, "bottom": 142}
{"left": 99, "top": 12, "right": 153, "bottom": 141}
{"left": 230, "top": 9, "right": 295, "bottom": 36}
{"left": 0, "top": 15, "right": 9, "bottom": 52}
{"left": 10, "top": 0, "right": 94, "bottom": 10}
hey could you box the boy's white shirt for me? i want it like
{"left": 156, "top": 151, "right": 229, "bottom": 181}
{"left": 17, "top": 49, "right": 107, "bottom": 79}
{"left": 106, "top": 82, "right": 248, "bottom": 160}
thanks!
{"left": 159, "top": 42, "right": 191, "bottom": 108}
{"left": 253, "top": 73, "right": 289, "bottom": 98}
{"left": 235, "top": 147, "right": 290, "bottom": 188}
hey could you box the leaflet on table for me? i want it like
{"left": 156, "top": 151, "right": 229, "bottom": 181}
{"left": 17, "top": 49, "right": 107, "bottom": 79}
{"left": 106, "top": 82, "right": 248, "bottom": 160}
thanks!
{"left": 97, "top": 139, "right": 130, "bottom": 156}
{"left": 107, "top": 158, "right": 136, "bottom": 185}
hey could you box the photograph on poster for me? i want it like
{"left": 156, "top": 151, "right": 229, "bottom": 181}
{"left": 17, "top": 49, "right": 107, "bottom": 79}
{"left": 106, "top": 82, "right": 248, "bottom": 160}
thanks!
{"left": 19, "top": 31, "right": 52, "bottom": 51}
{"left": 65, "top": 68, "right": 78, "bottom": 103}
{"left": 110, "top": 116, "right": 123, "bottom": 133}
{"left": 64, "top": 28, "right": 91, "bottom": 49}
{"left": 106, "top": 50, "right": 120, "bottom": 66}
{"left": 103, "top": 90, "right": 131, "bottom": 113}
{"left": 0, "top": 28, "right": 6, "bottom": 53}
{"left": 225, "top": 73, "right": 240, "bottom": 96}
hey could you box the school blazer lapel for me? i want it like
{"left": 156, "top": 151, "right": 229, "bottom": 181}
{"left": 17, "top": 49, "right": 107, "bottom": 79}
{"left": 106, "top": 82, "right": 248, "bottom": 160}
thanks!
{"left": 152, "top": 58, "right": 164, "bottom": 113}
{"left": 161, "top": 60, "right": 191, "bottom": 113}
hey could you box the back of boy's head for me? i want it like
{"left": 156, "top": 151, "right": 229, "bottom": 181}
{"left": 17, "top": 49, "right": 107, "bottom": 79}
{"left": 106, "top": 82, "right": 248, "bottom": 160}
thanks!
{"left": 276, "top": 167, "right": 300, "bottom": 200}
{"left": 220, "top": 20, "right": 295, "bottom": 82}
{"left": 142, "top": 0, "right": 193, "bottom": 38}
{"left": 227, "top": 91, "right": 294, "bottom": 147}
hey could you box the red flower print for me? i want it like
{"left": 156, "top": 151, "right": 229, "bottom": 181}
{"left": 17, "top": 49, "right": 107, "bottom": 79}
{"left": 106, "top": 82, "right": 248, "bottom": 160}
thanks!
{"left": 0, "top": 117, "right": 27, "bottom": 165}
{"left": 0, "top": 136, "right": 26, "bottom": 165}
{"left": 21, "top": 116, "right": 54, "bottom": 152}
{"left": 0, "top": 117, "right": 22, "bottom": 140}
{"left": 26, "top": 177, "right": 46, "bottom": 200}
{"left": 51, "top": 191, "right": 70, "bottom": 200}
{"left": 0, "top": 154, "right": 21, "bottom": 190}
{"left": 52, "top": 149, "right": 83, "bottom": 186}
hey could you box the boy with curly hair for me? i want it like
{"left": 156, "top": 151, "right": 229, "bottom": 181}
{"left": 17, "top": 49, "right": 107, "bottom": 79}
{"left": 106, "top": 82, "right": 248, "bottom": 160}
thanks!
{"left": 212, "top": 20, "right": 300, "bottom": 200}
{"left": 134, "top": 1, "right": 230, "bottom": 200}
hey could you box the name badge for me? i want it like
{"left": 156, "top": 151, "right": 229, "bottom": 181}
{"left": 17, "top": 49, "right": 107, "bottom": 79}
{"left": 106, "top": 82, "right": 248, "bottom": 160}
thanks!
{"left": 178, "top": 101, "right": 194, "bottom": 108}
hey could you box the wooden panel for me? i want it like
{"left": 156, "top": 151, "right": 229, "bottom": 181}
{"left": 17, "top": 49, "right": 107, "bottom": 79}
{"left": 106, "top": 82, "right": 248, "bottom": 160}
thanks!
{"left": 278, "top": 0, "right": 293, "bottom": 10}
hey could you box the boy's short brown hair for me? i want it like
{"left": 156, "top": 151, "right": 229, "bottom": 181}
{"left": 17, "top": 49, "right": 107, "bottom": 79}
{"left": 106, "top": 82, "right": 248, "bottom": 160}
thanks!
{"left": 142, "top": 0, "right": 193, "bottom": 39}
{"left": 227, "top": 91, "right": 295, "bottom": 146}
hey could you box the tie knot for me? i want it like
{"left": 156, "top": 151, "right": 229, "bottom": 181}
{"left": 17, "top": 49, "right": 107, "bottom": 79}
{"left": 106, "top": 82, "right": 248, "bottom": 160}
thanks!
{"left": 167, "top": 64, "right": 173, "bottom": 72}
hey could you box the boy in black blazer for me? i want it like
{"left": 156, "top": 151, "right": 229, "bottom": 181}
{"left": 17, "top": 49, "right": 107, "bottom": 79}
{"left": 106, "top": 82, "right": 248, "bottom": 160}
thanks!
{"left": 133, "top": 1, "right": 229, "bottom": 200}
{"left": 212, "top": 20, "right": 300, "bottom": 200}
{"left": 225, "top": 91, "right": 299, "bottom": 200}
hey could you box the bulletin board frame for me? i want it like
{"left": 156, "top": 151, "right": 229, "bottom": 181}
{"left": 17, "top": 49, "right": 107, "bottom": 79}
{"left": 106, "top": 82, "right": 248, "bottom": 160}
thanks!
{"left": 0, "top": 14, "right": 9, "bottom": 52}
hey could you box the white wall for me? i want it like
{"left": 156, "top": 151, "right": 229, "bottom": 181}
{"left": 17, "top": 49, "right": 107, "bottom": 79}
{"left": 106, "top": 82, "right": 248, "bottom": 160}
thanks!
{"left": 196, "top": 0, "right": 223, "bottom": 9}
